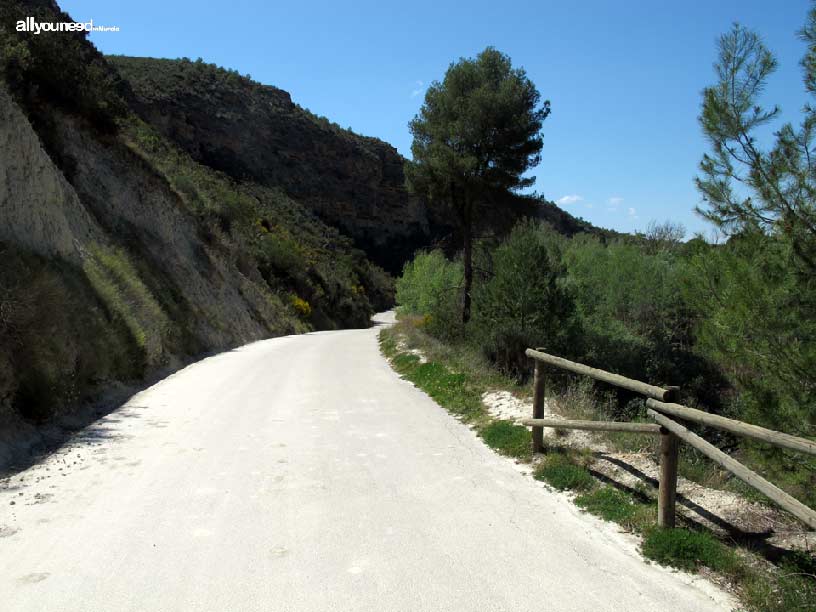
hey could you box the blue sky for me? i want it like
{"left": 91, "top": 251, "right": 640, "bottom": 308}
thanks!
{"left": 61, "top": 0, "right": 813, "bottom": 235}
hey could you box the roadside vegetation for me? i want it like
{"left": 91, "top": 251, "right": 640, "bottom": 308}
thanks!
{"left": 398, "top": 16, "right": 816, "bottom": 506}
{"left": 382, "top": 316, "right": 815, "bottom": 611}
{"left": 389, "top": 10, "right": 816, "bottom": 610}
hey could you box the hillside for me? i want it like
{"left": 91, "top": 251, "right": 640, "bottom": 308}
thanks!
{"left": 0, "top": 0, "right": 592, "bottom": 445}
{"left": 0, "top": 0, "right": 395, "bottom": 440}
{"left": 108, "top": 55, "right": 439, "bottom": 273}
{"left": 108, "top": 56, "right": 595, "bottom": 268}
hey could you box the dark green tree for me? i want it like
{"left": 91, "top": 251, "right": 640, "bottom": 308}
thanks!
{"left": 407, "top": 47, "right": 550, "bottom": 322}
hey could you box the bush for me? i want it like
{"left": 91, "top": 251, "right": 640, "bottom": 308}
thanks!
{"left": 564, "top": 234, "right": 691, "bottom": 382}
{"left": 684, "top": 233, "right": 816, "bottom": 437}
{"left": 471, "top": 221, "right": 575, "bottom": 380}
{"left": 395, "top": 250, "right": 463, "bottom": 339}
{"left": 0, "top": 2, "right": 128, "bottom": 129}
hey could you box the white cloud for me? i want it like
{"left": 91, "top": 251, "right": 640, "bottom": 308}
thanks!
{"left": 608, "top": 196, "right": 624, "bottom": 206}
{"left": 556, "top": 194, "right": 583, "bottom": 206}
{"left": 410, "top": 80, "right": 424, "bottom": 98}
{"left": 627, "top": 207, "right": 639, "bottom": 219}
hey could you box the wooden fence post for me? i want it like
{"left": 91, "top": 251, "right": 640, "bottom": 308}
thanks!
{"left": 658, "top": 427, "right": 679, "bottom": 528}
{"left": 532, "top": 361, "right": 546, "bottom": 454}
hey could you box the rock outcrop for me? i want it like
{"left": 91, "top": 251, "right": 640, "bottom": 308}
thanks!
{"left": 110, "top": 57, "right": 436, "bottom": 272}
{"left": 0, "top": 85, "right": 101, "bottom": 261}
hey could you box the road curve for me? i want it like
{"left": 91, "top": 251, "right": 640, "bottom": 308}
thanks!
{"left": 0, "top": 312, "right": 734, "bottom": 611}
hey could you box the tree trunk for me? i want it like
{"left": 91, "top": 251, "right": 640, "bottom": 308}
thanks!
{"left": 462, "top": 199, "right": 473, "bottom": 324}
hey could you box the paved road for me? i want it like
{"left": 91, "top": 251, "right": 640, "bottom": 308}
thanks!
{"left": 0, "top": 312, "right": 734, "bottom": 611}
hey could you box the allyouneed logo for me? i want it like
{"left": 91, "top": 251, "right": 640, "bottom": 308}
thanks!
{"left": 16, "top": 17, "right": 120, "bottom": 34}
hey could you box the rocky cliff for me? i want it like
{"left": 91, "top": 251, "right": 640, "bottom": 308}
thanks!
{"left": 109, "top": 56, "right": 437, "bottom": 273}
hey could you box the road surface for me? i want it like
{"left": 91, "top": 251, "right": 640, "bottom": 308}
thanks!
{"left": 0, "top": 312, "right": 734, "bottom": 611}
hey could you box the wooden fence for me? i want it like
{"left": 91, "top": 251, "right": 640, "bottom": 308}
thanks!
{"left": 522, "top": 347, "right": 816, "bottom": 531}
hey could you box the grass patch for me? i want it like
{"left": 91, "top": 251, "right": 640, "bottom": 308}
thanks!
{"left": 575, "top": 485, "right": 656, "bottom": 532}
{"left": 380, "top": 329, "right": 486, "bottom": 423}
{"left": 742, "top": 555, "right": 816, "bottom": 612}
{"left": 83, "top": 243, "right": 169, "bottom": 364}
{"left": 641, "top": 528, "right": 741, "bottom": 576}
{"left": 534, "top": 452, "right": 594, "bottom": 491}
{"left": 479, "top": 420, "right": 531, "bottom": 461}
{"left": 410, "top": 362, "right": 482, "bottom": 420}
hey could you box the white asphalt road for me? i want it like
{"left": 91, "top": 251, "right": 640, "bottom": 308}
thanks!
{"left": 0, "top": 312, "right": 734, "bottom": 611}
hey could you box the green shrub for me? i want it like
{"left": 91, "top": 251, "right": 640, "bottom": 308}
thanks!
{"left": 479, "top": 420, "right": 532, "bottom": 460}
{"left": 533, "top": 452, "right": 594, "bottom": 491}
{"left": 564, "top": 234, "right": 698, "bottom": 384}
{"left": 0, "top": 2, "right": 128, "bottom": 129}
{"left": 395, "top": 250, "right": 463, "bottom": 339}
{"left": 641, "top": 528, "right": 740, "bottom": 575}
{"left": 471, "top": 221, "right": 575, "bottom": 381}
{"left": 684, "top": 233, "right": 816, "bottom": 438}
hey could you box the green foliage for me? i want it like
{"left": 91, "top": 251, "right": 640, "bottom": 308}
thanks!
{"left": 564, "top": 234, "right": 692, "bottom": 383}
{"left": 743, "top": 555, "right": 816, "bottom": 612}
{"left": 684, "top": 233, "right": 816, "bottom": 437}
{"left": 689, "top": 11, "right": 816, "bottom": 505}
{"left": 533, "top": 453, "right": 594, "bottom": 491}
{"left": 473, "top": 221, "right": 574, "bottom": 379}
{"left": 479, "top": 420, "right": 532, "bottom": 460}
{"left": 696, "top": 18, "right": 816, "bottom": 274}
{"left": 394, "top": 211, "right": 815, "bottom": 500}
{"left": 641, "top": 528, "right": 741, "bottom": 576}
{"left": 395, "top": 250, "right": 463, "bottom": 338}
{"left": 0, "top": 23, "right": 31, "bottom": 78}
{"left": 408, "top": 47, "right": 549, "bottom": 198}
{"left": 408, "top": 47, "right": 550, "bottom": 322}
{"left": 0, "top": 1, "right": 128, "bottom": 128}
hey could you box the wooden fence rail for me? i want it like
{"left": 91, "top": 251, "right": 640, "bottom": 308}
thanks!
{"left": 522, "top": 418, "right": 662, "bottom": 435}
{"left": 648, "top": 409, "right": 816, "bottom": 530}
{"left": 646, "top": 398, "right": 816, "bottom": 456}
{"left": 526, "top": 347, "right": 816, "bottom": 531}
{"left": 525, "top": 348, "right": 677, "bottom": 402}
